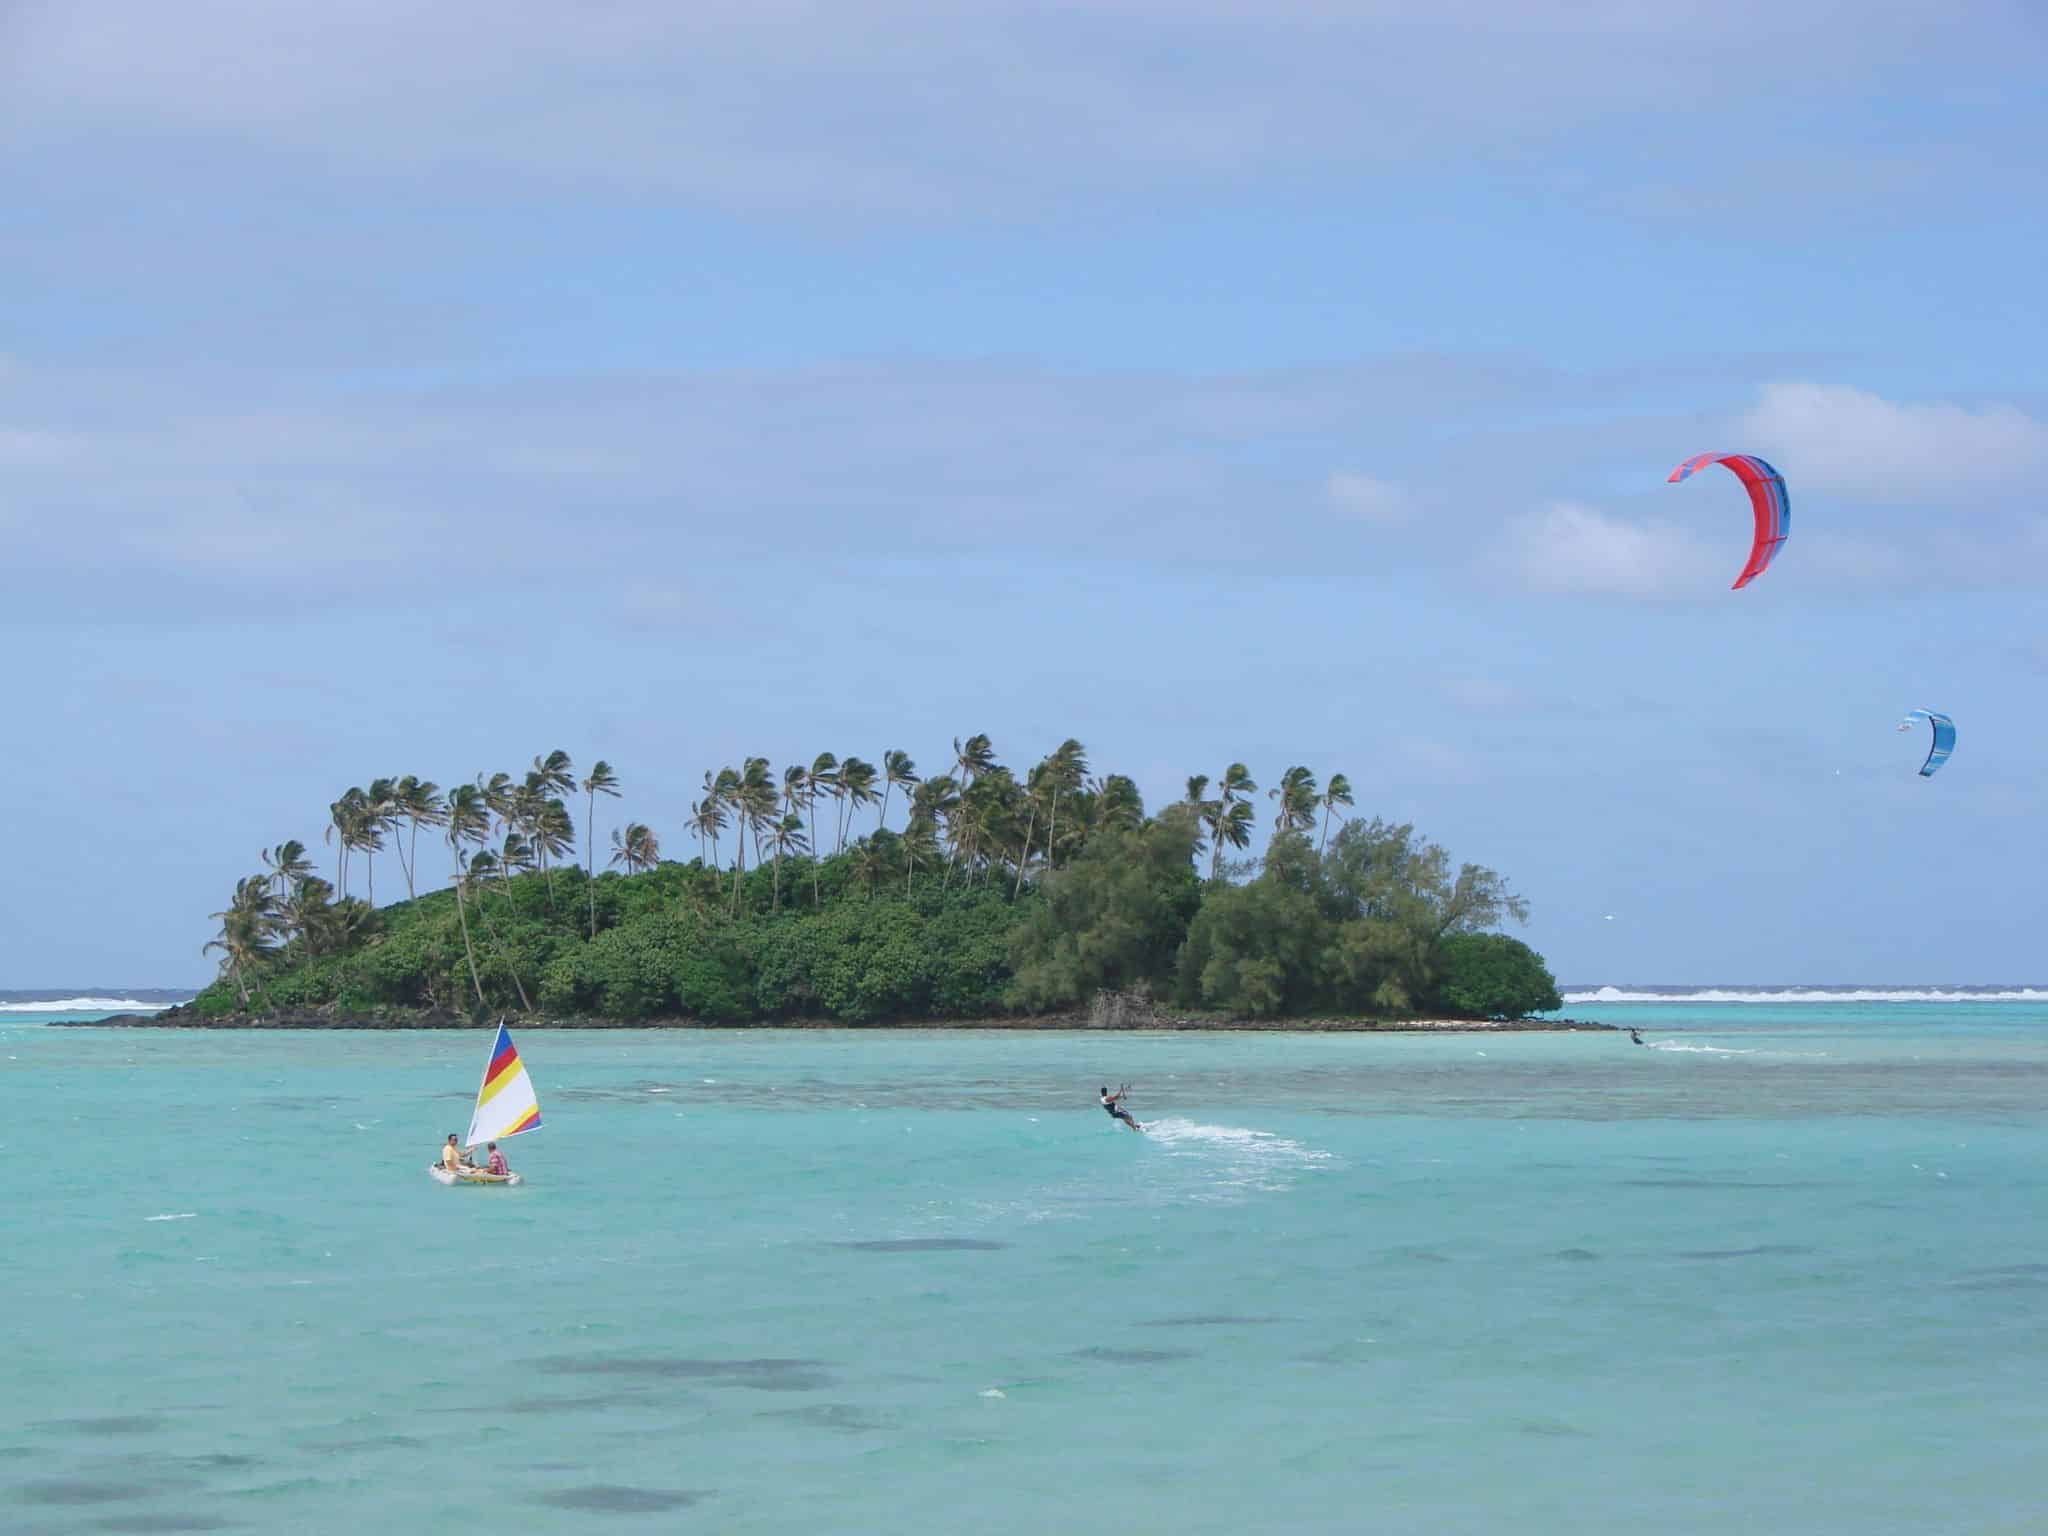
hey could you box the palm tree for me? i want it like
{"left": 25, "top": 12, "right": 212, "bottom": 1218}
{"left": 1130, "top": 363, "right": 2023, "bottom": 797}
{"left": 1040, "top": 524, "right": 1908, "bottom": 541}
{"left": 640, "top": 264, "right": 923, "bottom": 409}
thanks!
{"left": 1269, "top": 765, "right": 1319, "bottom": 836}
{"left": 466, "top": 851, "right": 535, "bottom": 1011}
{"left": 393, "top": 777, "right": 445, "bottom": 899}
{"left": 523, "top": 752, "right": 575, "bottom": 897}
{"left": 947, "top": 735, "right": 996, "bottom": 880}
{"left": 952, "top": 733, "right": 996, "bottom": 788}
{"left": 908, "top": 776, "right": 959, "bottom": 888}
{"left": 699, "top": 770, "right": 732, "bottom": 867}
{"left": 690, "top": 795, "right": 728, "bottom": 868}
{"left": 1213, "top": 798, "right": 1256, "bottom": 873}
{"left": 722, "top": 758, "right": 775, "bottom": 914}
{"left": 1318, "top": 772, "right": 1354, "bottom": 854}
{"left": 477, "top": 771, "right": 516, "bottom": 855}
{"left": 837, "top": 757, "right": 878, "bottom": 852}
{"left": 763, "top": 813, "right": 809, "bottom": 911}
{"left": 496, "top": 829, "right": 536, "bottom": 886}
{"left": 610, "top": 821, "right": 661, "bottom": 875}
{"left": 443, "top": 784, "right": 491, "bottom": 1009}
{"left": 1014, "top": 759, "right": 1053, "bottom": 896}
{"left": 821, "top": 756, "right": 851, "bottom": 855}
{"left": 580, "top": 761, "right": 620, "bottom": 938}
{"left": 325, "top": 787, "right": 371, "bottom": 899}
{"left": 851, "top": 832, "right": 893, "bottom": 897}
{"left": 1040, "top": 738, "right": 1088, "bottom": 876}
{"left": 877, "top": 749, "right": 919, "bottom": 832}
{"left": 205, "top": 876, "right": 278, "bottom": 1007}
{"left": 1093, "top": 774, "right": 1144, "bottom": 834}
{"left": 1208, "top": 763, "right": 1257, "bottom": 880}
{"left": 277, "top": 873, "right": 341, "bottom": 956}
{"left": 479, "top": 830, "right": 536, "bottom": 1012}
{"left": 806, "top": 753, "right": 837, "bottom": 903}
{"left": 533, "top": 798, "right": 576, "bottom": 908}
{"left": 362, "top": 777, "right": 402, "bottom": 905}
{"left": 901, "top": 815, "right": 941, "bottom": 893}
{"left": 261, "top": 840, "right": 314, "bottom": 902}
{"left": 531, "top": 749, "right": 576, "bottom": 802}
{"left": 780, "top": 765, "right": 810, "bottom": 901}
{"left": 959, "top": 765, "right": 1022, "bottom": 887}
{"left": 782, "top": 764, "right": 810, "bottom": 836}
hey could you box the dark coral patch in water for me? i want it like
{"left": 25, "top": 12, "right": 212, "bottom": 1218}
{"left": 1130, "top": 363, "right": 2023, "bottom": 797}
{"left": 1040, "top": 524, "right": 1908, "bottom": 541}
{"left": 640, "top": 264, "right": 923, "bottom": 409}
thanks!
{"left": 1070, "top": 1347, "right": 1191, "bottom": 1364}
{"left": 758, "top": 1404, "right": 887, "bottom": 1432}
{"left": 830, "top": 1238, "right": 1009, "bottom": 1252}
{"left": 538, "top": 1485, "right": 708, "bottom": 1513}
{"left": 35, "top": 1416, "right": 165, "bottom": 1436}
{"left": 15, "top": 1479, "right": 158, "bottom": 1505}
{"left": 536, "top": 1356, "right": 833, "bottom": 1390}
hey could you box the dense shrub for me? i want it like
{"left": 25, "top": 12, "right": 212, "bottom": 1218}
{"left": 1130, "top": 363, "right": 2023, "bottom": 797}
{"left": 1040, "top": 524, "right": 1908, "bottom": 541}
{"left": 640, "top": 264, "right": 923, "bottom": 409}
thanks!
{"left": 198, "top": 819, "right": 1557, "bottom": 1023}
{"left": 1434, "top": 933, "right": 1563, "bottom": 1018}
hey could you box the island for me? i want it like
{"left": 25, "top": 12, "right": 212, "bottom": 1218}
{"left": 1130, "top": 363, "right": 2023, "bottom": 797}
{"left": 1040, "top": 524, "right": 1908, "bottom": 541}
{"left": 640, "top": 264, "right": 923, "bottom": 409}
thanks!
{"left": 161, "top": 742, "right": 1588, "bottom": 1032}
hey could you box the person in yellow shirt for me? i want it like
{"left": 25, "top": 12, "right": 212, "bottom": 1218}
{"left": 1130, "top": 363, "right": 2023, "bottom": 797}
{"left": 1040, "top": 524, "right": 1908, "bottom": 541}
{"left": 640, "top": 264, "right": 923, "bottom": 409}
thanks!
{"left": 440, "top": 1134, "right": 471, "bottom": 1173}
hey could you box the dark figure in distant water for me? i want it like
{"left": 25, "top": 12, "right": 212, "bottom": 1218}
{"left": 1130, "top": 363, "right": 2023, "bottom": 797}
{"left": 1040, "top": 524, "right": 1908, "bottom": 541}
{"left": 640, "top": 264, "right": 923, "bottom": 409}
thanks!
{"left": 1100, "top": 1085, "right": 1143, "bottom": 1133}
{"left": 1629, "top": 1028, "right": 1645, "bottom": 1046}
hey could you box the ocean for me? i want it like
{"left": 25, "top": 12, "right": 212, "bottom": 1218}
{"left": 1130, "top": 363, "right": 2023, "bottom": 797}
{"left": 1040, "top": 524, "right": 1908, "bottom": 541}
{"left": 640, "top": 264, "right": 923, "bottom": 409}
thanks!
{"left": 4, "top": 996, "right": 2044, "bottom": 1534}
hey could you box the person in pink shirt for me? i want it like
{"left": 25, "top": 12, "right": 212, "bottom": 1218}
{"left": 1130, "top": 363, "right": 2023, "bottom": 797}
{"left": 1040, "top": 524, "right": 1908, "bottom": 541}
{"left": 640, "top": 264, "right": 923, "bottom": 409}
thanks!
{"left": 485, "top": 1142, "right": 509, "bottom": 1176}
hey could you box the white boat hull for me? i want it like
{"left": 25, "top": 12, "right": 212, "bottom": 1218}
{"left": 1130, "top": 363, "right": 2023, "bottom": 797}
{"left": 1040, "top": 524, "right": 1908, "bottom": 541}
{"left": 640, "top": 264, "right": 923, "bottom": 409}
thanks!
{"left": 427, "top": 1165, "right": 523, "bottom": 1187}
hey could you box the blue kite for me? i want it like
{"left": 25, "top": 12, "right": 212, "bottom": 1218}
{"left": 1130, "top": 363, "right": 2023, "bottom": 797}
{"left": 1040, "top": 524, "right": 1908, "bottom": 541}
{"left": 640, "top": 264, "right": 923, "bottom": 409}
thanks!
{"left": 1898, "top": 710, "right": 1956, "bottom": 778}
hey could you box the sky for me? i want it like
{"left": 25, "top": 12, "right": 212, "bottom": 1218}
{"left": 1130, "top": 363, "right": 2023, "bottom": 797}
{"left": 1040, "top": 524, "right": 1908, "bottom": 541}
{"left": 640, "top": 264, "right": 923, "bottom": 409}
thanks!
{"left": 3, "top": 0, "right": 2046, "bottom": 987}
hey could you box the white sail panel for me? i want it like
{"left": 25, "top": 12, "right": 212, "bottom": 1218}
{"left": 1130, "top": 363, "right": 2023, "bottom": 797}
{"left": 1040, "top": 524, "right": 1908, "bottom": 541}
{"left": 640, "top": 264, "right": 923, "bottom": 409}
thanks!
{"left": 464, "top": 1022, "right": 542, "bottom": 1146}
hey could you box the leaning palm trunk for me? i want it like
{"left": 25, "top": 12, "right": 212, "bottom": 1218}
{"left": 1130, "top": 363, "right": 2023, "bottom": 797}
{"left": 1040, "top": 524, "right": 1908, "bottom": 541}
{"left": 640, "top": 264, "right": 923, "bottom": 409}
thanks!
{"left": 1013, "top": 807, "right": 1036, "bottom": 897}
{"left": 473, "top": 889, "right": 534, "bottom": 1012}
{"left": 452, "top": 881, "right": 488, "bottom": 1009}
{"left": 807, "top": 792, "right": 822, "bottom": 907}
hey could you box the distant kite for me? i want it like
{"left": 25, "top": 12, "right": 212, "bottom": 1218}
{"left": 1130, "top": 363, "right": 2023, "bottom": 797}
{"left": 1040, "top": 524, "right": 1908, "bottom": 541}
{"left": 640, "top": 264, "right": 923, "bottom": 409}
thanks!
{"left": 1667, "top": 453, "right": 1790, "bottom": 589}
{"left": 1898, "top": 709, "right": 1956, "bottom": 778}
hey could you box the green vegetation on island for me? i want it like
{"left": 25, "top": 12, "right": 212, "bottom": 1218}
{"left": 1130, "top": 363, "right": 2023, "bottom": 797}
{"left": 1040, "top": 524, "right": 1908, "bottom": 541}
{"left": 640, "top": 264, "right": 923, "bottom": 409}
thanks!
{"left": 197, "top": 741, "right": 1562, "bottom": 1024}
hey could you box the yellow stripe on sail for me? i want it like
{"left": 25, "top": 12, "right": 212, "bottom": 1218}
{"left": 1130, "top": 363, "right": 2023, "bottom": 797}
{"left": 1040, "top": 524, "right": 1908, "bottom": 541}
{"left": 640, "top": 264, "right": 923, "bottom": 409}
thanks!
{"left": 476, "top": 1057, "right": 523, "bottom": 1110}
{"left": 465, "top": 1025, "right": 542, "bottom": 1147}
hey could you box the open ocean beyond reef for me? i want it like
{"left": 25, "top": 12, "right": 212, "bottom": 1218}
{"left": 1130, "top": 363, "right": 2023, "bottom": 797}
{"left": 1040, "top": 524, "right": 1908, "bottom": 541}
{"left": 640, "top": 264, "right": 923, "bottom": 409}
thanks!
{"left": 5, "top": 997, "right": 2045, "bottom": 1534}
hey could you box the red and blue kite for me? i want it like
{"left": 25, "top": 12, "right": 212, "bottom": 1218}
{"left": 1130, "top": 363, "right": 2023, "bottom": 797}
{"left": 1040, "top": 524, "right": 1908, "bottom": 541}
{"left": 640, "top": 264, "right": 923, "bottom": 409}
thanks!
{"left": 1667, "top": 453, "right": 1790, "bottom": 590}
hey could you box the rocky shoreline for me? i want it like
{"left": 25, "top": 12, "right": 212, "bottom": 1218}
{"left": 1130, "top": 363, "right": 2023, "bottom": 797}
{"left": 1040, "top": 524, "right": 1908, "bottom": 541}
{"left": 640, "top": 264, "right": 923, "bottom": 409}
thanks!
{"left": 66, "top": 998, "right": 1614, "bottom": 1033}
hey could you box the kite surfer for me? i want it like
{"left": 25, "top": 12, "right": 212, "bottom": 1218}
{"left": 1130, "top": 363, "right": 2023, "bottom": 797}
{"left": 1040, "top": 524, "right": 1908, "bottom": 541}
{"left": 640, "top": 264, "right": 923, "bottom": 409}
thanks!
{"left": 1629, "top": 1028, "right": 1645, "bottom": 1046}
{"left": 1100, "top": 1084, "right": 1143, "bottom": 1133}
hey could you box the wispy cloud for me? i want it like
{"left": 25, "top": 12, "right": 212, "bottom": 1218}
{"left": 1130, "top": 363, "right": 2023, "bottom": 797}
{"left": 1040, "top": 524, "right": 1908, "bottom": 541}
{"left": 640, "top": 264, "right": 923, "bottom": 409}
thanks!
{"left": 1326, "top": 472, "right": 1412, "bottom": 526}
{"left": 1499, "top": 501, "right": 1717, "bottom": 599}
{"left": 7, "top": 2, "right": 2038, "bottom": 218}
{"left": 1741, "top": 381, "right": 2048, "bottom": 500}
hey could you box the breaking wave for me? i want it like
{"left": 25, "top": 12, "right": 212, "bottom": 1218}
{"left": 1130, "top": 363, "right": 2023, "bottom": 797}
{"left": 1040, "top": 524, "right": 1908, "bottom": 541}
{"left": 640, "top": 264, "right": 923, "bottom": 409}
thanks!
{"left": 1141, "top": 1118, "right": 1334, "bottom": 1200}
{"left": 1564, "top": 986, "right": 2048, "bottom": 1005}
{"left": 0, "top": 996, "right": 176, "bottom": 1013}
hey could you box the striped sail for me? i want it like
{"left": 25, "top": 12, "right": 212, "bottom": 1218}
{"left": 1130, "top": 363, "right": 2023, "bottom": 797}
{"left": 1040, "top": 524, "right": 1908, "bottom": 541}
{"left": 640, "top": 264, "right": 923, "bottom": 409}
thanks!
{"left": 464, "top": 1022, "right": 542, "bottom": 1146}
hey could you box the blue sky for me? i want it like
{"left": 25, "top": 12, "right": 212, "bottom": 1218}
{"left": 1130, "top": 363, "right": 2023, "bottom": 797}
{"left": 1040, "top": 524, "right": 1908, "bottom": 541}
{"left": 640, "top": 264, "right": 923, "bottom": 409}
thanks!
{"left": 3, "top": 1, "right": 2045, "bottom": 986}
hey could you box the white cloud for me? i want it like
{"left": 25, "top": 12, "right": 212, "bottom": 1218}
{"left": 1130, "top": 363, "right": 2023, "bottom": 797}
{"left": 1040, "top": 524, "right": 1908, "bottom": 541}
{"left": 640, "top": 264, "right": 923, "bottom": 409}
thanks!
{"left": 0, "top": 427, "right": 81, "bottom": 467}
{"left": 5, "top": 2, "right": 2036, "bottom": 216}
{"left": 1501, "top": 500, "right": 1718, "bottom": 598}
{"left": 1326, "top": 472, "right": 1412, "bottom": 525}
{"left": 1741, "top": 381, "right": 2048, "bottom": 501}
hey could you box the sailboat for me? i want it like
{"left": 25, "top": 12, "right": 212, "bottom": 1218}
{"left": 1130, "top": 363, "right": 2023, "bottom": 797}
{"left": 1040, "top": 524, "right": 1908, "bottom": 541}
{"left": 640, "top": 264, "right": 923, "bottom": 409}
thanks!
{"left": 428, "top": 1021, "right": 541, "bottom": 1186}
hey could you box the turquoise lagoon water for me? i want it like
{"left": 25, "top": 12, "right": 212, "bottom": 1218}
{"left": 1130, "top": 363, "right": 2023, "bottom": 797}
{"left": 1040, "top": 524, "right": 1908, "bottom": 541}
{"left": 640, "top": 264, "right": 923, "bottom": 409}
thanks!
{"left": 4, "top": 1004, "right": 2045, "bottom": 1534}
